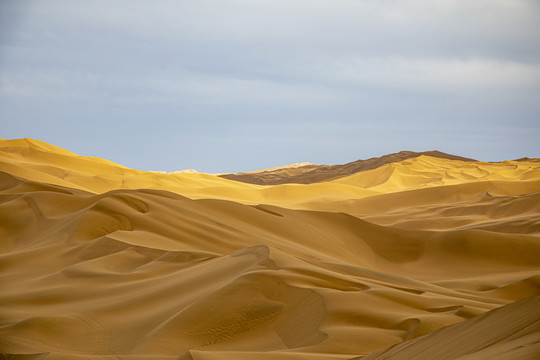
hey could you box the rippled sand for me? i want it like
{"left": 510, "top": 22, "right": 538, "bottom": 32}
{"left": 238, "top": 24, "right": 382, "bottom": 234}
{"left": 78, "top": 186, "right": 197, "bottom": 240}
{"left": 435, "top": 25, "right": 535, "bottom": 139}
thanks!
{"left": 1, "top": 138, "right": 539, "bottom": 359}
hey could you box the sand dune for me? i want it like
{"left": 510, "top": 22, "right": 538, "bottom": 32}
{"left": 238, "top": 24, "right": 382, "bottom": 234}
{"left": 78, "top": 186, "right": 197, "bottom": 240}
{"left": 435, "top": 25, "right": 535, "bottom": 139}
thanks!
{"left": 2, "top": 138, "right": 539, "bottom": 210}
{"left": 357, "top": 294, "right": 540, "bottom": 360}
{"left": 219, "top": 151, "right": 475, "bottom": 185}
{"left": 1, "top": 138, "right": 539, "bottom": 359}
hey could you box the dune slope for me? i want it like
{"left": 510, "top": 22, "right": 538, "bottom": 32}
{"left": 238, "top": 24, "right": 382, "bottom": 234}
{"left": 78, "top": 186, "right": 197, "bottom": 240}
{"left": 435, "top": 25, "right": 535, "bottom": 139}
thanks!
{"left": 2, "top": 138, "right": 539, "bottom": 210}
{"left": 357, "top": 294, "right": 540, "bottom": 360}
{"left": 1, "top": 139, "right": 539, "bottom": 359}
{"left": 219, "top": 151, "right": 475, "bottom": 185}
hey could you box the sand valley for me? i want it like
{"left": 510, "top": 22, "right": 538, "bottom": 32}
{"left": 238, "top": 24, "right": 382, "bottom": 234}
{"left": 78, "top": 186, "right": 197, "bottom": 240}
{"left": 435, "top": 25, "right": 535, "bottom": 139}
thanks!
{"left": 1, "top": 138, "right": 539, "bottom": 359}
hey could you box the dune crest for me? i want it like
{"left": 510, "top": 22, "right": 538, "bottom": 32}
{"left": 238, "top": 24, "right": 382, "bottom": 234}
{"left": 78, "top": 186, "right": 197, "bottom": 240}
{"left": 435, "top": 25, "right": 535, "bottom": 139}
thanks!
{"left": 357, "top": 294, "right": 540, "bottom": 360}
{"left": 1, "top": 138, "right": 539, "bottom": 359}
{"left": 1, "top": 138, "right": 539, "bottom": 210}
{"left": 219, "top": 150, "right": 476, "bottom": 185}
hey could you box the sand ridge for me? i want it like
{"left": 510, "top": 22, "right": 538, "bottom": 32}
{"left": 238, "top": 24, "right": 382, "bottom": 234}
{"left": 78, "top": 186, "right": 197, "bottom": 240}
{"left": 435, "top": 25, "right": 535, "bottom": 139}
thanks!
{"left": 218, "top": 150, "right": 476, "bottom": 185}
{"left": 1, "top": 138, "right": 539, "bottom": 209}
{"left": 1, "top": 138, "right": 539, "bottom": 359}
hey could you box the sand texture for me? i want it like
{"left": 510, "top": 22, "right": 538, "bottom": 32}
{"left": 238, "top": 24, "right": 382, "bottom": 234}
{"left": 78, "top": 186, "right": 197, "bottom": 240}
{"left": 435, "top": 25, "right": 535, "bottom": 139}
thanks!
{"left": 219, "top": 151, "right": 476, "bottom": 185}
{"left": 1, "top": 138, "right": 539, "bottom": 359}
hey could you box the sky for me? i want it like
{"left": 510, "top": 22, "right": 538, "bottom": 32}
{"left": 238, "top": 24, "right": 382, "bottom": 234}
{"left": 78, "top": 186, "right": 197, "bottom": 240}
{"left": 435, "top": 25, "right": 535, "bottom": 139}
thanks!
{"left": 1, "top": 0, "right": 539, "bottom": 173}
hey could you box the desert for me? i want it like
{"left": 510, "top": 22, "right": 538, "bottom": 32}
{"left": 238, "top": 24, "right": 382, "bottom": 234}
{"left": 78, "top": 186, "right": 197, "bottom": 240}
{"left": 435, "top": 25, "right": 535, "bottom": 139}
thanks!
{"left": 1, "top": 138, "right": 539, "bottom": 359}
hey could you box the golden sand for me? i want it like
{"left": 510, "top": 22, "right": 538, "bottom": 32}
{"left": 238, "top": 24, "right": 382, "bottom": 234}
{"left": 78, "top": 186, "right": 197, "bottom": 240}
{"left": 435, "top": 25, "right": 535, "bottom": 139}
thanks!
{"left": 1, "top": 138, "right": 539, "bottom": 359}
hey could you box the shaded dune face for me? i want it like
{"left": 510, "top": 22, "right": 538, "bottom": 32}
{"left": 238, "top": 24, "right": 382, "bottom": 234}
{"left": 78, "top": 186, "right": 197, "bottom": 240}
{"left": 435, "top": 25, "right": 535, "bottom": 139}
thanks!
{"left": 357, "top": 294, "right": 540, "bottom": 360}
{"left": 133, "top": 272, "right": 327, "bottom": 354}
{"left": 1, "top": 183, "right": 329, "bottom": 355}
{"left": 1, "top": 139, "right": 540, "bottom": 360}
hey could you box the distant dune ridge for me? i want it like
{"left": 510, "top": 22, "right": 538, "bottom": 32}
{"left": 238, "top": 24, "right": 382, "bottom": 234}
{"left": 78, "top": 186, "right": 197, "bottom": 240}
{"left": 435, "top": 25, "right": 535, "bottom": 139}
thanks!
{"left": 218, "top": 151, "right": 476, "bottom": 185}
{"left": 1, "top": 138, "right": 539, "bottom": 359}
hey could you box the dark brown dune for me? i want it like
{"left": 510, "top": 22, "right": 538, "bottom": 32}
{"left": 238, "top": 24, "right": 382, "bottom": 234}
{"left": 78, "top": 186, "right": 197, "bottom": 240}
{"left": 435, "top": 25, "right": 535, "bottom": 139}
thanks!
{"left": 219, "top": 151, "right": 475, "bottom": 185}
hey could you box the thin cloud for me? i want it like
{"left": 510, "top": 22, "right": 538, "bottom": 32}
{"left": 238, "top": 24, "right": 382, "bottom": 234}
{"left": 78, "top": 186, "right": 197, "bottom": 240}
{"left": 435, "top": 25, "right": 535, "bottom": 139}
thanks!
{"left": 1, "top": 0, "right": 539, "bottom": 171}
{"left": 310, "top": 57, "right": 540, "bottom": 91}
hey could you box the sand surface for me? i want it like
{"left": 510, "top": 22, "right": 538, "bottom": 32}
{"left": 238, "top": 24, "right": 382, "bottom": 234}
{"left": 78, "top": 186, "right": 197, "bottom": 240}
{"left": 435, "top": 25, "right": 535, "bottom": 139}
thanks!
{"left": 1, "top": 138, "right": 539, "bottom": 359}
{"left": 219, "top": 151, "right": 476, "bottom": 185}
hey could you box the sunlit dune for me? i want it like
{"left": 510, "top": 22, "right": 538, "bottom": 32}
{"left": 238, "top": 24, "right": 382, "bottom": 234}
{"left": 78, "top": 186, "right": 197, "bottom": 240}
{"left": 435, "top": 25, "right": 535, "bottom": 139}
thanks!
{"left": 218, "top": 150, "right": 476, "bottom": 185}
{"left": 1, "top": 138, "right": 538, "bottom": 210}
{"left": 1, "top": 138, "right": 539, "bottom": 359}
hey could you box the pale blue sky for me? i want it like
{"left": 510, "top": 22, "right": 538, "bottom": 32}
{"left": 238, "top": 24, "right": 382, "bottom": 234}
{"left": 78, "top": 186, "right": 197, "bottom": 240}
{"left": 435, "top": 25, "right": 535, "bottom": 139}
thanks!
{"left": 1, "top": 0, "right": 539, "bottom": 173}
